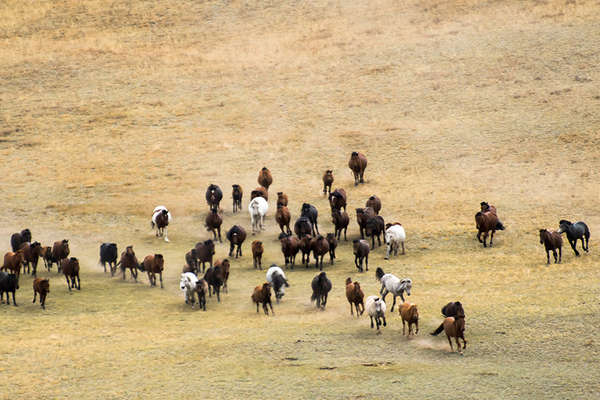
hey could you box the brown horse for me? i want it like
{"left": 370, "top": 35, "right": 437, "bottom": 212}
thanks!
{"left": 399, "top": 302, "right": 419, "bottom": 337}
{"left": 258, "top": 167, "right": 273, "bottom": 190}
{"left": 365, "top": 195, "right": 381, "bottom": 214}
{"left": 345, "top": 277, "right": 364, "bottom": 317}
{"left": 279, "top": 233, "right": 300, "bottom": 268}
{"left": 252, "top": 282, "right": 274, "bottom": 315}
{"left": 20, "top": 241, "right": 42, "bottom": 276}
{"left": 141, "top": 254, "right": 164, "bottom": 288}
{"left": 214, "top": 259, "right": 231, "bottom": 294}
{"left": 2, "top": 250, "right": 24, "bottom": 279}
{"left": 205, "top": 209, "right": 223, "bottom": 243}
{"left": 356, "top": 207, "right": 376, "bottom": 239}
{"left": 443, "top": 316, "right": 467, "bottom": 353}
{"left": 276, "top": 192, "right": 288, "bottom": 207}
{"left": 275, "top": 204, "right": 292, "bottom": 234}
{"left": 311, "top": 235, "right": 329, "bottom": 270}
{"left": 61, "top": 257, "right": 80, "bottom": 291}
{"left": 329, "top": 188, "right": 347, "bottom": 212}
{"left": 232, "top": 184, "right": 243, "bottom": 213}
{"left": 52, "top": 240, "right": 70, "bottom": 271}
{"left": 322, "top": 170, "right": 334, "bottom": 195}
{"left": 252, "top": 240, "right": 264, "bottom": 270}
{"left": 348, "top": 152, "right": 367, "bottom": 186}
{"left": 332, "top": 209, "right": 349, "bottom": 241}
{"left": 32, "top": 278, "right": 50, "bottom": 309}
{"left": 117, "top": 245, "right": 140, "bottom": 281}
{"left": 475, "top": 211, "right": 501, "bottom": 247}
{"left": 540, "top": 229, "right": 562, "bottom": 264}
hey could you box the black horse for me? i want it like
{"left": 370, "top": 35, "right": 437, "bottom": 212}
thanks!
{"left": 430, "top": 301, "right": 465, "bottom": 336}
{"left": 301, "top": 203, "right": 319, "bottom": 236}
{"left": 310, "top": 272, "right": 331, "bottom": 309}
{"left": 205, "top": 184, "right": 223, "bottom": 212}
{"left": 558, "top": 220, "right": 590, "bottom": 257}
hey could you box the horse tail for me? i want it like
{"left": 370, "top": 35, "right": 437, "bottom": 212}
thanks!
{"left": 430, "top": 323, "right": 444, "bottom": 336}
{"left": 311, "top": 292, "right": 317, "bottom": 302}
{"left": 496, "top": 220, "right": 505, "bottom": 231}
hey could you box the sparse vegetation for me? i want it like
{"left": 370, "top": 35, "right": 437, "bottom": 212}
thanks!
{"left": 1, "top": 0, "right": 599, "bottom": 398}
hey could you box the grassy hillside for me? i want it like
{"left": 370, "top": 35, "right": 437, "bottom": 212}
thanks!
{"left": 1, "top": 0, "right": 599, "bottom": 398}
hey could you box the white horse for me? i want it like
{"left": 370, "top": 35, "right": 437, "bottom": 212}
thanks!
{"left": 266, "top": 265, "right": 289, "bottom": 303}
{"left": 180, "top": 272, "right": 198, "bottom": 307}
{"left": 375, "top": 267, "right": 412, "bottom": 312}
{"left": 248, "top": 197, "right": 268, "bottom": 233}
{"left": 365, "top": 296, "right": 387, "bottom": 332}
{"left": 384, "top": 224, "right": 406, "bottom": 259}
{"left": 152, "top": 206, "right": 172, "bottom": 242}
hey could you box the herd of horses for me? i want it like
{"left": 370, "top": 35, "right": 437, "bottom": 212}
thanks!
{"left": 1, "top": 152, "right": 592, "bottom": 354}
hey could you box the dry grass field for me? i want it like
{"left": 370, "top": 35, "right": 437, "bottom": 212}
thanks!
{"left": 1, "top": 0, "right": 599, "bottom": 398}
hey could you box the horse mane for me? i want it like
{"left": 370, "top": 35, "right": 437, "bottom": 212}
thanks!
{"left": 375, "top": 267, "right": 385, "bottom": 281}
{"left": 559, "top": 219, "right": 572, "bottom": 226}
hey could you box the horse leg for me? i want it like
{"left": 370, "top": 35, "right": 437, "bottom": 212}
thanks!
{"left": 65, "top": 274, "right": 71, "bottom": 291}
{"left": 370, "top": 316, "right": 374, "bottom": 328}
{"left": 269, "top": 299, "right": 274, "bottom": 315}
{"left": 344, "top": 227, "right": 347, "bottom": 241}
{"left": 77, "top": 274, "right": 81, "bottom": 290}
{"left": 402, "top": 320, "right": 406, "bottom": 336}
{"left": 401, "top": 242, "right": 405, "bottom": 255}
{"left": 552, "top": 249, "right": 558, "bottom": 264}
{"left": 322, "top": 292, "right": 328, "bottom": 308}
{"left": 546, "top": 249, "right": 550, "bottom": 264}
{"left": 558, "top": 246, "right": 562, "bottom": 263}
{"left": 477, "top": 231, "right": 482, "bottom": 243}
{"left": 382, "top": 315, "right": 386, "bottom": 327}
{"left": 489, "top": 230, "right": 495, "bottom": 247}
{"left": 482, "top": 232, "right": 488, "bottom": 247}
{"left": 456, "top": 336, "right": 462, "bottom": 353}
{"left": 216, "top": 287, "right": 220, "bottom": 302}
{"left": 354, "top": 255, "right": 360, "bottom": 271}
{"left": 350, "top": 302, "right": 354, "bottom": 316}
{"left": 415, "top": 320, "right": 419, "bottom": 335}
{"left": 354, "top": 172, "right": 359, "bottom": 186}
{"left": 391, "top": 294, "right": 397, "bottom": 313}
{"left": 569, "top": 239, "right": 579, "bottom": 256}
{"left": 33, "top": 291, "right": 37, "bottom": 304}
{"left": 256, "top": 302, "right": 259, "bottom": 313}
{"left": 447, "top": 334, "right": 453, "bottom": 351}
{"left": 159, "top": 272, "right": 163, "bottom": 289}
{"left": 365, "top": 254, "right": 368, "bottom": 271}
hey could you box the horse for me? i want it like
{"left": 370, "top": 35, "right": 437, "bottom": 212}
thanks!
{"left": 205, "top": 184, "right": 223, "bottom": 212}
{"left": 227, "top": 225, "right": 246, "bottom": 258}
{"left": 32, "top": 278, "right": 50, "bottom": 309}
{"left": 10, "top": 229, "right": 31, "bottom": 252}
{"left": 431, "top": 302, "right": 465, "bottom": 336}
{"left": 52, "top": 239, "right": 70, "bottom": 271}
{"left": 326, "top": 233, "right": 337, "bottom": 265}
{"left": 2, "top": 250, "right": 24, "bottom": 279}
{"left": 215, "top": 259, "right": 230, "bottom": 293}
{"left": 232, "top": 184, "right": 243, "bottom": 213}
{"left": 276, "top": 192, "right": 288, "bottom": 207}
{"left": 310, "top": 235, "right": 329, "bottom": 270}
{"left": 322, "top": 170, "right": 334, "bottom": 195}
{"left": 20, "top": 241, "right": 42, "bottom": 276}
{"left": 205, "top": 209, "right": 223, "bottom": 242}
{"left": 195, "top": 279, "right": 209, "bottom": 311}
{"left": 301, "top": 203, "right": 319, "bottom": 236}
{"left": 151, "top": 206, "right": 171, "bottom": 242}
{"left": 275, "top": 204, "right": 292, "bottom": 234}
{"left": 0, "top": 272, "right": 19, "bottom": 306}
{"left": 475, "top": 210, "right": 503, "bottom": 248}
{"left": 329, "top": 189, "right": 347, "bottom": 212}
{"left": 353, "top": 240, "right": 370, "bottom": 272}
{"left": 540, "top": 229, "right": 562, "bottom": 264}
{"left": 204, "top": 264, "right": 225, "bottom": 302}
{"left": 375, "top": 267, "right": 411, "bottom": 312}
{"left": 141, "top": 254, "right": 164, "bottom": 288}
{"left": 180, "top": 272, "right": 199, "bottom": 307}
{"left": 356, "top": 207, "right": 376, "bottom": 239}
{"left": 194, "top": 240, "right": 215, "bottom": 273}
{"left": 331, "top": 209, "right": 349, "bottom": 241}
{"left": 365, "top": 195, "right": 381, "bottom": 214}
{"left": 266, "top": 265, "right": 289, "bottom": 303}
{"left": 348, "top": 151, "right": 367, "bottom": 185}
{"left": 40, "top": 246, "right": 53, "bottom": 271}
{"left": 252, "top": 241, "right": 264, "bottom": 270}
{"left": 366, "top": 296, "right": 387, "bottom": 332}
{"left": 399, "top": 302, "right": 419, "bottom": 337}
{"left": 99, "top": 243, "right": 118, "bottom": 276}
{"left": 185, "top": 248, "right": 198, "bottom": 274}
{"left": 311, "top": 271, "right": 332, "bottom": 309}
{"left": 345, "top": 277, "right": 364, "bottom": 317}
{"left": 299, "top": 235, "right": 312, "bottom": 267}
{"left": 444, "top": 316, "right": 467, "bottom": 353}
{"left": 252, "top": 282, "right": 274, "bottom": 315}
{"left": 384, "top": 224, "right": 406, "bottom": 259}
{"left": 558, "top": 220, "right": 590, "bottom": 256}
{"left": 294, "top": 216, "right": 313, "bottom": 239}
{"left": 117, "top": 245, "right": 140, "bottom": 281}
{"left": 258, "top": 167, "right": 273, "bottom": 190}
{"left": 365, "top": 216, "right": 385, "bottom": 248}
{"left": 249, "top": 196, "right": 268, "bottom": 234}
{"left": 61, "top": 257, "right": 80, "bottom": 291}
{"left": 279, "top": 233, "right": 300, "bottom": 268}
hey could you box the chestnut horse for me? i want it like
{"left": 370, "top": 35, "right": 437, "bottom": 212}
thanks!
{"left": 539, "top": 229, "right": 562, "bottom": 264}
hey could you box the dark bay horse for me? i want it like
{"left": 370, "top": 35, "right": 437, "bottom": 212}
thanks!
{"left": 539, "top": 229, "right": 562, "bottom": 264}
{"left": 558, "top": 220, "right": 590, "bottom": 256}
{"left": 475, "top": 210, "right": 503, "bottom": 247}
